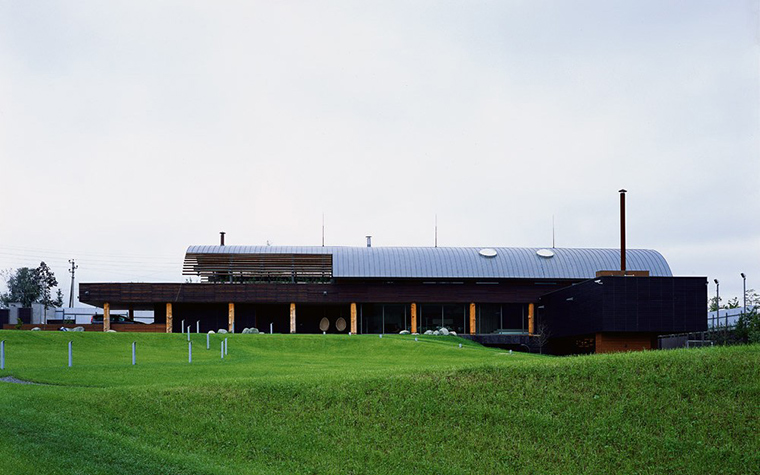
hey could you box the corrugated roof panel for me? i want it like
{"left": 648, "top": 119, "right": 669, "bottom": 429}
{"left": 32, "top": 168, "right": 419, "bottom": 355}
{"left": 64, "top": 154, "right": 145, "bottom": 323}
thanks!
{"left": 184, "top": 245, "right": 673, "bottom": 279}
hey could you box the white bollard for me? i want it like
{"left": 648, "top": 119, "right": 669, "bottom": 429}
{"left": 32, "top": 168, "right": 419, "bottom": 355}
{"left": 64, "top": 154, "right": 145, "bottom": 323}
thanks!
{"left": 459, "top": 343, "right": 462, "bottom": 349}
{"left": 68, "top": 341, "right": 72, "bottom": 368}
{"left": 196, "top": 321, "right": 200, "bottom": 333}
{"left": 379, "top": 334, "right": 383, "bottom": 338}
{"left": 224, "top": 338, "right": 228, "bottom": 356}
{"left": 206, "top": 332, "right": 210, "bottom": 350}
{"left": 187, "top": 326, "right": 191, "bottom": 341}
{"left": 188, "top": 341, "right": 192, "bottom": 363}
{"left": 1, "top": 340, "right": 5, "bottom": 370}
{"left": 270, "top": 323, "right": 273, "bottom": 334}
{"left": 221, "top": 341, "right": 224, "bottom": 359}
{"left": 181, "top": 320, "right": 185, "bottom": 334}
{"left": 132, "top": 341, "right": 136, "bottom": 365}
{"left": 415, "top": 337, "right": 418, "bottom": 342}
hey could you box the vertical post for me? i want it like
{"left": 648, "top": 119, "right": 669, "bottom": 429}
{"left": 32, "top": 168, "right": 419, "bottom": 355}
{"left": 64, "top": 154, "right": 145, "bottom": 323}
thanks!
{"left": 188, "top": 341, "right": 192, "bottom": 363}
{"left": 132, "top": 341, "right": 136, "bottom": 366}
{"left": 228, "top": 303, "right": 235, "bottom": 333}
{"left": 350, "top": 302, "right": 357, "bottom": 335}
{"left": 270, "top": 322, "right": 273, "bottom": 334}
{"left": 181, "top": 320, "right": 185, "bottom": 334}
{"left": 197, "top": 320, "right": 200, "bottom": 333}
{"left": 221, "top": 341, "right": 224, "bottom": 359}
{"left": 528, "top": 303, "right": 535, "bottom": 335}
{"left": 103, "top": 302, "right": 110, "bottom": 332}
{"left": 187, "top": 325, "right": 190, "bottom": 341}
{"left": 469, "top": 303, "right": 476, "bottom": 335}
{"left": 1, "top": 340, "right": 5, "bottom": 370}
{"left": 224, "top": 338, "right": 228, "bottom": 356}
{"left": 206, "top": 332, "right": 210, "bottom": 350}
{"left": 410, "top": 303, "right": 417, "bottom": 334}
{"left": 68, "top": 341, "right": 72, "bottom": 367}
{"left": 290, "top": 303, "right": 296, "bottom": 334}
{"left": 166, "top": 303, "right": 173, "bottom": 333}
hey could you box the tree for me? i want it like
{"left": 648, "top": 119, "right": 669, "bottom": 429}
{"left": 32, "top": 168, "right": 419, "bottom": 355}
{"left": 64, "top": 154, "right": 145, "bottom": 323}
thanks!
{"left": 0, "top": 262, "right": 62, "bottom": 308}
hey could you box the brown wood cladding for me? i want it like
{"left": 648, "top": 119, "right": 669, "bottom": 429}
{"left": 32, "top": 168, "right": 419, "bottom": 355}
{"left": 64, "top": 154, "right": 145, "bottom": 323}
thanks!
{"left": 183, "top": 253, "right": 332, "bottom": 281}
{"left": 595, "top": 332, "right": 656, "bottom": 353}
{"left": 80, "top": 280, "right": 576, "bottom": 307}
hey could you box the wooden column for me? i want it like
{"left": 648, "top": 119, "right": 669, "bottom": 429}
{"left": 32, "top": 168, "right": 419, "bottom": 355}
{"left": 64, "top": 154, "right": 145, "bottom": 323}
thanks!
{"left": 228, "top": 303, "right": 235, "bottom": 333}
{"left": 410, "top": 303, "right": 417, "bottom": 334}
{"left": 103, "top": 302, "right": 110, "bottom": 332}
{"left": 350, "top": 302, "right": 357, "bottom": 334}
{"left": 469, "top": 302, "right": 476, "bottom": 335}
{"left": 528, "top": 303, "right": 535, "bottom": 335}
{"left": 166, "top": 303, "right": 173, "bottom": 333}
{"left": 290, "top": 303, "right": 296, "bottom": 333}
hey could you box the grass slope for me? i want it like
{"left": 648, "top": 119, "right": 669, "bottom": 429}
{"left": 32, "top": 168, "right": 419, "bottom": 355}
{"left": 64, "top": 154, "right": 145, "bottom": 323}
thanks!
{"left": 0, "top": 331, "right": 758, "bottom": 474}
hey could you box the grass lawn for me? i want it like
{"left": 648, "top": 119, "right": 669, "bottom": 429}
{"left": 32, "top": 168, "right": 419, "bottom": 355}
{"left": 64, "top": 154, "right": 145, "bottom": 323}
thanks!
{"left": 0, "top": 331, "right": 758, "bottom": 474}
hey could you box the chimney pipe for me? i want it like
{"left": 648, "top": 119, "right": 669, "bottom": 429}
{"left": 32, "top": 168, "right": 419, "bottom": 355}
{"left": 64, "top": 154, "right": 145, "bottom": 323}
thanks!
{"left": 366, "top": 235, "right": 372, "bottom": 248}
{"left": 220, "top": 231, "right": 226, "bottom": 246}
{"left": 619, "top": 189, "right": 626, "bottom": 273}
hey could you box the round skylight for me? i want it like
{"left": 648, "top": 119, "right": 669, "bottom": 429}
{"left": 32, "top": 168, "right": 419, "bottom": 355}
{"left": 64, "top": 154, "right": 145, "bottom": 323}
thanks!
{"left": 479, "top": 248, "right": 497, "bottom": 258}
{"left": 536, "top": 249, "right": 555, "bottom": 258}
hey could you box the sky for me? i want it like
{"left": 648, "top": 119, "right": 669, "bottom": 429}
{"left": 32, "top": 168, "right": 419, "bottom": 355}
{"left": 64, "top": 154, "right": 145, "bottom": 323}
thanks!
{"left": 1, "top": 1, "right": 758, "bottom": 306}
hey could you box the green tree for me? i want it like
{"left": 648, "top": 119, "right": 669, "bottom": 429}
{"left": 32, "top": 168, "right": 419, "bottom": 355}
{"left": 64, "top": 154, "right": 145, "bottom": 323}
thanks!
{"left": 0, "top": 262, "right": 62, "bottom": 308}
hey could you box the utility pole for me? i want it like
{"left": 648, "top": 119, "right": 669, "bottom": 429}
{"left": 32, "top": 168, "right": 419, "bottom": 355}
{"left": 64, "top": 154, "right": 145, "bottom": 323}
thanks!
{"left": 68, "top": 259, "right": 78, "bottom": 308}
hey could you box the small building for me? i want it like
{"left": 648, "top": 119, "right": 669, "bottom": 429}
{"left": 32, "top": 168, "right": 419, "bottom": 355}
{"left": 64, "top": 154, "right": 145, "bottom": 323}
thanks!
{"left": 79, "top": 244, "right": 707, "bottom": 354}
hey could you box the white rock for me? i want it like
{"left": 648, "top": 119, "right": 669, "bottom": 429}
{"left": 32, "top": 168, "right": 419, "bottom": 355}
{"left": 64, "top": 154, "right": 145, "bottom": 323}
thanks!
{"left": 72, "top": 326, "right": 85, "bottom": 332}
{"left": 449, "top": 331, "right": 457, "bottom": 336}
{"left": 399, "top": 330, "right": 410, "bottom": 335}
{"left": 218, "top": 329, "right": 228, "bottom": 334}
{"left": 432, "top": 330, "right": 441, "bottom": 336}
{"left": 107, "top": 329, "right": 117, "bottom": 333}
{"left": 412, "top": 332, "right": 419, "bottom": 335}
{"left": 208, "top": 330, "right": 215, "bottom": 334}
{"left": 31, "top": 327, "right": 41, "bottom": 331}
{"left": 424, "top": 330, "right": 434, "bottom": 335}
{"left": 439, "top": 327, "right": 450, "bottom": 336}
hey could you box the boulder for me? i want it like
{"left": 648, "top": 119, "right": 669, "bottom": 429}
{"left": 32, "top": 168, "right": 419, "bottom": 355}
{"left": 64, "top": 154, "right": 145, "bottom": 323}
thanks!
{"left": 208, "top": 330, "right": 215, "bottom": 334}
{"left": 31, "top": 327, "right": 41, "bottom": 331}
{"left": 399, "top": 330, "right": 410, "bottom": 335}
{"left": 449, "top": 331, "right": 457, "bottom": 336}
{"left": 71, "top": 326, "right": 85, "bottom": 332}
{"left": 432, "top": 330, "right": 441, "bottom": 336}
{"left": 106, "top": 329, "right": 117, "bottom": 333}
{"left": 242, "top": 328, "right": 260, "bottom": 334}
{"left": 439, "top": 327, "right": 450, "bottom": 336}
{"left": 218, "top": 329, "right": 228, "bottom": 334}
{"left": 424, "top": 330, "right": 434, "bottom": 335}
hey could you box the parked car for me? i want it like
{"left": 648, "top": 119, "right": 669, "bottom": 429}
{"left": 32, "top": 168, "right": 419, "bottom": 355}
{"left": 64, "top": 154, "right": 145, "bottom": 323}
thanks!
{"left": 90, "top": 314, "right": 142, "bottom": 324}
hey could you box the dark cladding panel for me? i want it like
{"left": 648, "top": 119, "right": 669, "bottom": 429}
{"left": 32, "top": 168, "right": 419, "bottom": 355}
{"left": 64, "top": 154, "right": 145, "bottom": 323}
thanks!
{"left": 540, "top": 276, "right": 707, "bottom": 338}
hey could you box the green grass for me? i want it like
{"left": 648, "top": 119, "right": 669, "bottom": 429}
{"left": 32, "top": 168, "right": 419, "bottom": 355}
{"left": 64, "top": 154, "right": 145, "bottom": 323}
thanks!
{"left": 0, "top": 331, "right": 758, "bottom": 474}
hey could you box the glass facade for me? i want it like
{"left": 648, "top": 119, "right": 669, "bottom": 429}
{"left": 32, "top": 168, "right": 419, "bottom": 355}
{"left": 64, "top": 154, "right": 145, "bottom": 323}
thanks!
{"left": 358, "top": 302, "right": 529, "bottom": 334}
{"left": 359, "top": 304, "right": 408, "bottom": 334}
{"left": 476, "top": 303, "right": 528, "bottom": 334}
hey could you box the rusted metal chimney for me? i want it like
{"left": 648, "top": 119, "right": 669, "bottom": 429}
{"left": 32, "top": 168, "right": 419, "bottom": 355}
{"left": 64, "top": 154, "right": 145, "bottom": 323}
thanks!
{"left": 619, "top": 189, "right": 626, "bottom": 273}
{"left": 220, "top": 231, "right": 226, "bottom": 246}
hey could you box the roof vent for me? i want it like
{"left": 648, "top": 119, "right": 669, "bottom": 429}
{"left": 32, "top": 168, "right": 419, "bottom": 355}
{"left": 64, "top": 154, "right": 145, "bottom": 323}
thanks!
{"left": 478, "top": 248, "right": 497, "bottom": 258}
{"left": 537, "top": 249, "right": 555, "bottom": 258}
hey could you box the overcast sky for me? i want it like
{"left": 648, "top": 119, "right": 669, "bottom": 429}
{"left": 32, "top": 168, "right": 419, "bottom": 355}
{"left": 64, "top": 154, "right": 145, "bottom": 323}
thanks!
{"left": 1, "top": 1, "right": 758, "bottom": 305}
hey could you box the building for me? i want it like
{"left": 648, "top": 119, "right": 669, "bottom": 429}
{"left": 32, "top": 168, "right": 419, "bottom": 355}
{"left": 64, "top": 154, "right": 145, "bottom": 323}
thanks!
{"left": 78, "top": 243, "right": 707, "bottom": 354}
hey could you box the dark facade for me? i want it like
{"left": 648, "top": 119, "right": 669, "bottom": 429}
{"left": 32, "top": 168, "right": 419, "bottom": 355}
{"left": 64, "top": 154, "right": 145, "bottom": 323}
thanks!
{"left": 538, "top": 276, "right": 707, "bottom": 354}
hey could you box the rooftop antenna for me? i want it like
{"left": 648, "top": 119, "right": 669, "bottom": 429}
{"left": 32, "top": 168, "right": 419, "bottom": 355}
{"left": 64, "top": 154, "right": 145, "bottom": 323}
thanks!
{"left": 435, "top": 214, "right": 438, "bottom": 248}
{"left": 321, "top": 213, "right": 325, "bottom": 247}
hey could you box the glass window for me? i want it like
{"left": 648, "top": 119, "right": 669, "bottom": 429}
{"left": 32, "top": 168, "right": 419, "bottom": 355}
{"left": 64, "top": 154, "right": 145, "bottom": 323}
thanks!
{"left": 419, "top": 304, "right": 441, "bottom": 333}
{"left": 443, "top": 304, "right": 466, "bottom": 334}
{"left": 383, "top": 304, "right": 406, "bottom": 333}
{"left": 478, "top": 304, "right": 501, "bottom": 334}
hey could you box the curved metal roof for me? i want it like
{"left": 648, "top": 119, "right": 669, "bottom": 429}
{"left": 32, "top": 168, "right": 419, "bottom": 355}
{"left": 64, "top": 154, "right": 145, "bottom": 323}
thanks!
{"left": 185, "top": 246, "right": 672, "bottom": 279}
